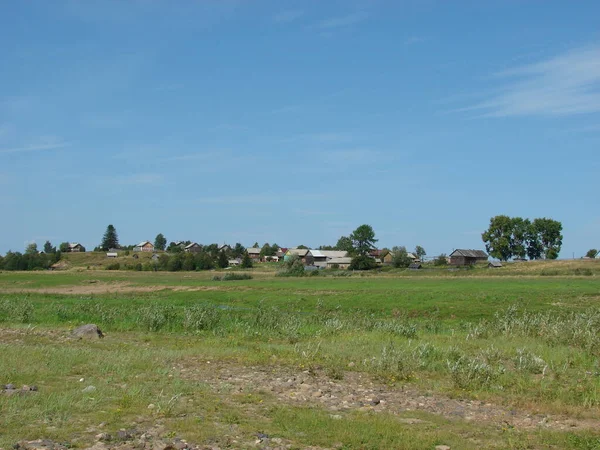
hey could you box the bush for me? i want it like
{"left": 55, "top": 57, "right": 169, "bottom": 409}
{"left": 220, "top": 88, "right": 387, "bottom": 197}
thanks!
{"left": 212, "top": 273, "right": 253, "bottom": 281}
{"left": 349, "top": 255, "right": 377, "bottom": 271}
{"left": 434, "top": 254, "right": 448, "bottom": 266}
{"left": 183, "top": 305, "right": 221, "bottom": 331}
{"left": 106, "top": 262, "right": 120, "bottom": 270}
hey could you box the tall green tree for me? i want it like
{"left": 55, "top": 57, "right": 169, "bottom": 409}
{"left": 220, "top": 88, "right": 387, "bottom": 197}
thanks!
{"left": 350, "top": 224, "right": 378, "bottom": 256}
{"left": 43, "top": 241, "right": 55, "bottom": 253}
{"left": 232, "top": 243, "right": 246, "bottom": 257}
{"left": 414, "top": 245, "right": 426, "bottom": 260}
{"left": 59, "top": 242, "right": 69, "bottom": 253}
{"left": 481, "top": 215, "right": 514, "bottom": 261}
{"left": 532, "top": 218, "right": 563, "bottom": 259}
{"left": 586, "top": 249, "right": 598, "bottom": 258}
{"left": 510, "top": 217, "right": 530, "bottom": 260}
{"left": 154, "top": 233, "right": 167, "bottom": 251}
{"left": 392, "top": 246, "right": 412, "bottom": 268}
{"left": 241, "top": 251, "right": 253, "bottom": 268}
{"left": 217, "top": 250, "right": 229, "bottom": 268}
{"left": 335, "top": 236, "right": 354, "bottom": 253}
{"left": 101, "top": 224, "right": 119, "bottom": 251}
{"left": 25, "top": 243, "right": 38, "bottom": 255}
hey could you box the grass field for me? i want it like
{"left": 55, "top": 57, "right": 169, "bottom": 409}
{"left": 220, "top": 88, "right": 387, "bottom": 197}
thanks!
{"left": 1, "top": 261, "right": 600, "bottom": 449}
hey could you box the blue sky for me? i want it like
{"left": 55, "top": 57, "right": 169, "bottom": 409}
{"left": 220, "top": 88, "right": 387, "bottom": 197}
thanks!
{"left": 1, "top": 0, "right": 599, "bottom": 257}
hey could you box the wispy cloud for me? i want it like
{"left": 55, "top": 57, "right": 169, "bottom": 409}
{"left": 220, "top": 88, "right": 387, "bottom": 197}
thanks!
{"left": 404, "top": 36, "right": 426, "bottom": 46}
{"left": 196, "top": 192, "right": 326, "bottom": 205}
{"left": 320, "top": 148, "right": 379, "bottom": 164}
{"left": 460, "top": 45, "right": 600, "bottom": 117}
{"left": 280, "top": 132, "right": 354, "bottom": 144}
{"left": 315, "top": 12, "right": 368, "bottom": 30}
{"left": 0, "top": 138, "right": 70, "bottom": 155}
{"left": 111, "top": 173, "right": 164, "bottom": 185}
{"left": 274, "top": 10, "right": 304, "bottom": 23}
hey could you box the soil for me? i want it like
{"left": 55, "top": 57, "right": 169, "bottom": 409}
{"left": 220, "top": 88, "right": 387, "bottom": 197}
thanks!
{"left": 176, "top": 358, "right": 600, "bottom": 432}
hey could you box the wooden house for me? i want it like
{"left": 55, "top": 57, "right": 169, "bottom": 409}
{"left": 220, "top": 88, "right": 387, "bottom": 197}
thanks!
{"left": 134, "top": 241, "right": 154, "bottom": 252}
{"left": 449, "top": 249, "right": 488, "bottom": 266}
{"left": 184, "top": 242, "right": 202, "bottom": 253}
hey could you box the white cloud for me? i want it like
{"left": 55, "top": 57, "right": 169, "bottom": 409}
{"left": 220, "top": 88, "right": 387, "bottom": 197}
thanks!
{"left": 274, "top": 10, "right": 304, "bottom": 23}
{"left": 461, "top": 45, "right": 600, "bottom": 117}
{"left": 0, "top": 138, "right": 70, "bottom": 155}
{"left": 315, "top": 12, "right": 368, "bottom": 30}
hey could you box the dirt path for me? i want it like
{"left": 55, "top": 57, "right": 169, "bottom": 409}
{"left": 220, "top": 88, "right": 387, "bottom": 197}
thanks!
{"left": 176, "top": 359, "right": 600, "bottom": 432}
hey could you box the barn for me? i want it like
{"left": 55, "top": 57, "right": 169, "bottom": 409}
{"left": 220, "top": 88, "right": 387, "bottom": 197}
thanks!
{"left": 449, "top": 249, "right": 488, "bottom": 266}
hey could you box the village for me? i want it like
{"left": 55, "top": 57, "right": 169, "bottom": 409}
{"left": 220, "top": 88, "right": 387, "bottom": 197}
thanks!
{"left": 67, "top": 239, "right": 495, "bottom": 269}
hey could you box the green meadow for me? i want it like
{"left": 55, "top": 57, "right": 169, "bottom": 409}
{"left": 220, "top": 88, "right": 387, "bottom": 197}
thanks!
{"left": 1, "top": 263, "right": 600, "bottom": 448}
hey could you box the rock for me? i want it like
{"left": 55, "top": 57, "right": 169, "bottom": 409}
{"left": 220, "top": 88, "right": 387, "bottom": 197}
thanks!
{"left": 82, "top": 385, "right": 96, "bottom": 393}
{"left": 94, "top": 433, "right": 111, "bottom": 442}
{"left": 5, "top": 384, "right": 15, "bottom": 390}
{"left": 14, "top": 440, "right": 68, "bottom": 450}
{"left": 71, "top": 324, "right": 104, "bottom": 340}
{"left": 147, "top": 403, "right": 156, "bottom": 409}
{"left": 435, "top": 446, "right": 451, "bottom": 450}
{"left": 330, "top": 414, "right": 342, "bottom": 420}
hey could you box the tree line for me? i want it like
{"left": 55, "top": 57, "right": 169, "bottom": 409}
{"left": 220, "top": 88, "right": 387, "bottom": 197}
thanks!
{"left": 481, "top": 216, "right": 563, "bottom": 261}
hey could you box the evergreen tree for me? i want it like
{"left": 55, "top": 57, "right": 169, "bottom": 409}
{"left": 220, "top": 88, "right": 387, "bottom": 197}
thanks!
{"left": 217, "top": 250, "right": 229, "bottom": 268}
{"left": 101, "top": 224, "right": 119, "bottom": 251}
{"left": 43, "top": 241, "right": 55, "bottom": 253}
{"left": 241, "top": 251, "right": 253, "bottom": 268}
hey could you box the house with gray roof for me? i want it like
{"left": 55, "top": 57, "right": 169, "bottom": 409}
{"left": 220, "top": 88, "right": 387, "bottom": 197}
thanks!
{"left": 449, "top": 249, "right": 488, "bottom": 266}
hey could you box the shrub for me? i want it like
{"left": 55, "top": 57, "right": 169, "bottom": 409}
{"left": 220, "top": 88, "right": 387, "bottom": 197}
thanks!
{"left": 212, "top": 273, "right": 253, "bottom": 281}
{"left": 183, "top": 305, "right": 221, "bottom": 331}
{"left": 349, "top": 255, "right": 377, "bottom": 271}
{"left": 434, "top": 254, "right": 448, "bottom": 266}
{"left": 447, "top": 356, "right": 503, "bottom": 389}
{"left": 106, "top": 262, "right": 120, "bottom": 270}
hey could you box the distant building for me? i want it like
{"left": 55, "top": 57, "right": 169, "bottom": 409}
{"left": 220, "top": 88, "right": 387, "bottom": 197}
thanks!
{"left": 106, "top": 252, "right": 118, "bottom": 258}
{"left": 409, "top": 262, "right": 422, "bottom": 270}
{"left": 246, "top": 247, "right": 261, "bottom": 260}
{"left": 184, "top": 242, "right": 202, "bottom": 253}
{"left": 68, "top": 243, "right": 84, "bottom": 252}
{"left": 488, "top": 261, "right": 503, "bottom": 268}
{"left": 449, "top": 249, "right": 488, "bottom": 266}
{"left": 308, "top": 250, "right": 349, "bottom": 268}
{"left": 134, "top": 241, "right": 154, "bottom": 252}
{"left": 326, "top": 257, "right": 352, "bottom": 269}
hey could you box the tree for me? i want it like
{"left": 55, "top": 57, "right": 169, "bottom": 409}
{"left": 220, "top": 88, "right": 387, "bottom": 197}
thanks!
{"left": 349, "top": 255, "right": 378, "bottom": 271}
{"left": 510, "top": 217, "right": 530, "bottom": 260}
{"left": 414, "top": 245, "right": 426, "bottom": 261}
{"left": 586, "top": 249, "right": 598, "bottom": 258}
{"left": 59, "top": 242, "right": 70, "bottom": 253}
{"left": 391, "top": 246, "right": 412, "bottom": 268}
{"left": 481, "top": 215, "right": 514, "bottom": 261}
{"left": 296, "top": 244, "right": 308, "bottom": 249}
{"left": 101, "top": 224, "right": 119, "bottom": 251}
{"left": 350, "top": 224, "right": 378, "bottom": 256}
{"left": 531, "top": 218, "right": 563, "bottom": 259}
{"left": 241, "top": 251, "right": 253, "bottom": 268}
{"left": 232, "top": 243, "right": 246, "bottom": 258}
{"left": 43, "top": 241, "right": 55, "bottom": 254}
{"left": 217, "top": 250, "right": 229, "bottom": 269}
{"left": 434, "top": 253, "right": 448, "bottom": 266}
{"left": 335, "top": 236, "right": 354, "bottom": 253}
{"left": 252, "top": 242, "right": 260, "bottom": 248}
{"left": 25, "top": 243, "right": 38, "bottom": 255}
{"left": 154, "top": 233, "right": 167, "bottom": 251}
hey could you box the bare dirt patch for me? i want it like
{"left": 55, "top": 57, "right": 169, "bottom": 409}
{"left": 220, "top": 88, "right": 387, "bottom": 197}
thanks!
{"left": 176, "top": 358, "right": 600, "bottom": 432}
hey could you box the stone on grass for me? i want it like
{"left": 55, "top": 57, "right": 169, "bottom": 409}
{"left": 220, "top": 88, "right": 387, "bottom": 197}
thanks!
{"left": 72, "top": 324, "right": 104, "bottom": 339}
{"left": 435, "top": 445, "right": 451, "bottom": 450}
{"left": 82, "top": 385, "right": 96, "bottom": 393}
